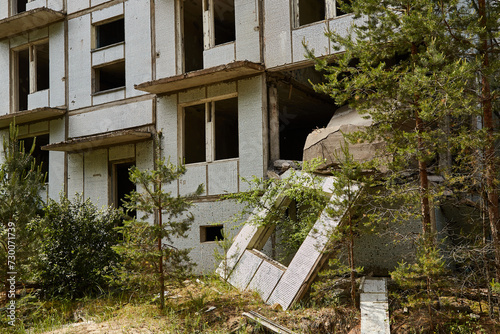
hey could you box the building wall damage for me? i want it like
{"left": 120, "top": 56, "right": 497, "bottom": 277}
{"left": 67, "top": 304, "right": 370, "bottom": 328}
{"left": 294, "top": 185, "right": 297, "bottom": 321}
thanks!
{"left": 0, "top": 0, "right": 409, "bottom": 276}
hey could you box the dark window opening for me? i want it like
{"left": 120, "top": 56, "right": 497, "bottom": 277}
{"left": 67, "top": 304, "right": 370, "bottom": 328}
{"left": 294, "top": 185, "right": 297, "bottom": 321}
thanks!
{"left": 200, "top": 225, "right": 224, "bottom": 242}
{"left": 336, "top": 0, "right": 351, "bottom": 16}
{"left": 95, "top": 18, "right": 125, "bottom": 49}
{"left": 299, "top": 0, "right": 325, "bottom": 26}
{"left": 184, "top": 103, "right": 206, "bottom": 164}
{"left": 215, "top": 98, "right": 238, "bottom": 160}
{"left": 94, "top": 61, "right": 125, "bottom": 93}
{"left": 114, "top": 162, "right": 136, "bottom": 218}
{"left": 275, "top": 67, "right": 337, "bottom": 161}
{"left": 16, "top": 48, "right": 29, "bottom": 111}
{"left": 15, "top": 0, "right": 28, "bottom": 14}
{"left": 20, "top": 134, "right": 49, "bottom": 182}
{"left": 184, "top": 0, "right": 204, "bottom": 72}
{"left": 36, "top": 43, "right": 49, "bottom": 91}
{"left": 214, "top": 0, "right": 235, "bottom": 45}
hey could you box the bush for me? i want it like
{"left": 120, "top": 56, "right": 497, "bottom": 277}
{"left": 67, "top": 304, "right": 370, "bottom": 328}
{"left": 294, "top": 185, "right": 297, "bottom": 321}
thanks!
{"left": 36, "top": 194, "right": 122, "bottom": 298}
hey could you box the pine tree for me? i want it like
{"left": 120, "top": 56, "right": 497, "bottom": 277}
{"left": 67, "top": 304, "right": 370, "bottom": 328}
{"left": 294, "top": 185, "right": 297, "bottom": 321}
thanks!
{"left": 114, "top": 133, "right": 203, "bottom": 310}
{"left": 0, "top": 122, "right": 46, "bottom": 294}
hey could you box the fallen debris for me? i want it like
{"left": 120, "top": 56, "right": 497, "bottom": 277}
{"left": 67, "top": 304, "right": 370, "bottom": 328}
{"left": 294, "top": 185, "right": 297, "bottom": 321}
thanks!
{"left": 243, "top": 310, "right": 296, "bottom": 334}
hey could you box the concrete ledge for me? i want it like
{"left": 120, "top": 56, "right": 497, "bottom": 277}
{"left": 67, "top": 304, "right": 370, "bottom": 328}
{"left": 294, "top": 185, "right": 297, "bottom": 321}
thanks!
{"left": 0, "top": 8, "right": 66, "bottom": 40}
{"left": 0, "top": 107, "right": 66, "bottom": 129}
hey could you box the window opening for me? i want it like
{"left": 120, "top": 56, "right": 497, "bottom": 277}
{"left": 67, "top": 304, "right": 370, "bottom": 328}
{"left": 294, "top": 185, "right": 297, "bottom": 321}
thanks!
{"left": 114, "top": 162, "right": 136, "bottom": 218}
{"left": 94, "top": 61, "right": 125, "bottom": 93}
{"left": 14, "top": 42, "right": 49, "bottom": 111}
{"left": 36, "top": 43, "right": 49, "bottom": 91}
{"left": 183, "top": 97, "right": 238, "bottom": 164}
{"left": 184, "top": 103, "right": 206, "bottom": 164}
{"left": 15, "top": 0, "right": 28, "bottom": 14}
{"left": 200, "top": 225, "right": 224, "bottom": 242}
{"left": 299, "top": 0, "right": 325, "bottom": 26}
{"left": 214, "top": 98, "right": 238, "bottom": 160}
{"left": 183, "top": 0, "right": 204, "bottom": 72}
{"left": 20, "top": 134, "right": 49, "bottom": 182}
{"left": 295, "top": 0, "right": 351, "bottom": 28}
{"left": 213, "top": 0, "right": 235, "bottom": 45}
{"left": 16, "top": 48, "right": 30, "bottom": 111}
{"left": 95, "top": 18, "right": 125, "bottom": 49}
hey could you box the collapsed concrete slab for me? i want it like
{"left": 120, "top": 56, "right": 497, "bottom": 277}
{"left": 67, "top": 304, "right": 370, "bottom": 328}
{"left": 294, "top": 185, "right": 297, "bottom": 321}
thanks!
{"left": 303, "top": 105, "right": 385, "bottom": 171}
{"left": 217, "top": 170, "right": 360, "bottom": 310}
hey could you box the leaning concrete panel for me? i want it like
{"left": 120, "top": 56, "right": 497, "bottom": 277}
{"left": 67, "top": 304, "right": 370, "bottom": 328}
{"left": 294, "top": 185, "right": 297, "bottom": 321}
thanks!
{"left": 227, "top": 250, "right": 263, "bottom": 290}
{"left": 49, "top": 22, "right": 65, "bottom": 108}
{"left": 68, "top": 15, "right": 92, "bottom": 110}
{"left": 247, "top": 255, "right": 286, "bottom": 302}
{"left": 125, "top": 0, "right": 152, "bottom": 97}
{"left": 67, "top": 152, "right": 84, "bottom": 199}
{"left": 235, "top": 0, "right": 260, "bottom": 63}
{"left": 207, "top": 160, "right": 238, "bottom": 195}
{"left": 155, "top": 0, "right": 176, "bottom": 79}
{"left": 67, "top": 0, "right": 90, "bottom": 14}
{"left": 238, "top": 76, "right": 265, "bottom": 190}
{"left": 84, "top": 148, "right": 108, "bottom": 207}
{"left": 69, "top": 99, "right": 153, "bottom": 137}
{"left": 48, "top": 118, "right": 65, "bottom": 199}
{"left": 0, "top": 41, "right": 9, "bottom": 116}
{"left": 203, "top": 43, "right": 236, "bottom": 69}
{"left": 292, "top": 22, "right": 330, "bottom": 63}
{"left": 263, "top": 0, "right": 292, "bottom": 68}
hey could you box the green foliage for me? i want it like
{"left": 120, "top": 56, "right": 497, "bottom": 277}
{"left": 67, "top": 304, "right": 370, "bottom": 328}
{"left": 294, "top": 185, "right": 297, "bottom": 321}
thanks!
{"left": 36, "top": 194, "right": 122, "bottom": 298}
{"left": 0, "top": 122, "right": 46, "bottom": 286}
{"left": 113, "top": 133, "right": 203, "bottom": 309}
{"left": 225, "top": 159, "right": 328, "bottom": 261}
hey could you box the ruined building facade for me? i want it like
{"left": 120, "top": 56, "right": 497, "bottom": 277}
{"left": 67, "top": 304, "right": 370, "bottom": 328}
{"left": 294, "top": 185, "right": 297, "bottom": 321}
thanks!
{"left": 0, "top": 0, "right": 352, "bottom": 272}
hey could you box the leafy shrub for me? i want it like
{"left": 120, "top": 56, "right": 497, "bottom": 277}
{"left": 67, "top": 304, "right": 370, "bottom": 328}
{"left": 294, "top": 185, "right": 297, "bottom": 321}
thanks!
{"left": 36, "top": 194, "right": 122, "bottom": 298}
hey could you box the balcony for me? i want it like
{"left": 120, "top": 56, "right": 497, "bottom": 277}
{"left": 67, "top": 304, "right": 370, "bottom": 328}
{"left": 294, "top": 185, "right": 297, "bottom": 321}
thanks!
{"left": 0, "top": 7, "right": 65, "bottom": 40}
{"left": 0, "top": 107, "right": 65, "bottom": 129}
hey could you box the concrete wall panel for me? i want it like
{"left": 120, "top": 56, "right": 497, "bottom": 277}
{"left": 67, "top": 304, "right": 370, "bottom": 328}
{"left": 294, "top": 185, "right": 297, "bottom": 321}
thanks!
{"left": 69, "top": 99, "right": 154, "bottom": 137}
{"left": 328, "top": 15, "right": 354, "bottom": 52}
{"left": 207, "top": 82, "right": 237, "bottom": 98}
{"left": 92, "top": 88, "right": 125, "bottom": 105}
{"left": 263, "top": 0, "right": 292, "bottom": 67}
{"left": 91, "top": 43, "right": 124, "bottom": 66}
{"left": 84, "top": 148, "right": 108, "bottom": 207}
{"left": 207, "top": 160, "right": 238, "bottom": 195}
{"left": 48, "top": 118, "right": 65, "bottom": 199}
{"left": 49, "top": 22, "right": 66, "bottom": 107}
{"left": 157, "top": 95, "right": 179, "bottom": 162}
{"left": 155, "top": 0, "right": 176, "bottom": 78}
{"left": 292, "top": 22, "right": 329, "bottom": 63}
{"left": 48, "top": 0, "right": 64, "bottom": 12}
{"left": 28, "top": 90, "right": 49, "bottom": 110}
{"left": 10, "top": 34, "right": 29, "bottom": 48}
{"left": 67, "top": 152, "right": 84, "bottom": 199}
{"left": 179, "top": 87, "right": 205, "bottom": 104}
{"left": 125, "top": 0, "right": 152, "bottom": 97}
{"left": 203, "top": 43, "right": 235, "bottom": 68}
{"left": 238, "top": 76, "right": 265, "bottom": 190}
{"left": 91, "top": 3, "right": 124, "bottom": 24}
{"left": 109, "top": 144, "right": 135, "bottom": 161}
{"left": 29, "top": 27, "right": 49, "bottom": 41}
{"left": 28, "top": 121, "right": 49, "bottom": 134}
{"left": 179, "top": 164, "right": 207, "bottom": 196}
{"left": 235, "top": 0, "right": 260, "bottom": 63}
{"left": 68, "top": 15, "right": 92, "bottom": 110}
{"left": 0, "top": 1, "right": 8, "bottom": 20}
{"left": 67, "top": 0, "right": 90, "bottom": 14}
{"left": 0, "top": 41, "right": 9, "bottom": 115}
{"left": 91, "top": 0, "right": 109, "bottom": 7}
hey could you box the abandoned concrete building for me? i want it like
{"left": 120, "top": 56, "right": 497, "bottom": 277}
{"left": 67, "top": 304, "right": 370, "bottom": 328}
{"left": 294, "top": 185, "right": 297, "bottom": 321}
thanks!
{"left": 0, "top": 0, "right": 399, "bottom": 274}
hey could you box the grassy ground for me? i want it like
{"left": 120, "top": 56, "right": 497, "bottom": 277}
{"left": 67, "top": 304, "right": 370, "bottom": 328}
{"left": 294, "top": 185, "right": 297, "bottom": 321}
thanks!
{"left": 0, "top": 276, "right": 359, "bottom": 334}
{"left": 2, "top": 275, "right": 500, "bottom": 333}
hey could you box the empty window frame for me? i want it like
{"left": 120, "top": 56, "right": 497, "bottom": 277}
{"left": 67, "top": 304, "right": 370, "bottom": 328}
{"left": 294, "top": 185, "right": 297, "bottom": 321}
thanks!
{"left": 200, "top": 225, "right": 224, "bottom": 243}
{"left": 293, "top": 0, "right": 351, "bottom": 27}
{"left": 12, "top": 0, "right": 28, "bottom": 15}
{"left": 202, "top": 0, "right": 236, "bottom": 49}
{"left": 94, "top": 18, "right": 125, "bottom": 49}
{"left": 182, "top": 97, "right": 238, "bottom": 164}
{"left": 20, "top": 134, "right": 49, "bottom": 182}
{"left": 13, "top": 42, "right": 50, "bottom": 111}
{"left": 93, "top": 61, "right": 125, "bottom": 93}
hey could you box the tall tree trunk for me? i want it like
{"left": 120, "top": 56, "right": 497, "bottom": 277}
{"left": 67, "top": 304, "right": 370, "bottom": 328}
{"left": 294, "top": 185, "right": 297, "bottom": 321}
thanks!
{"left": 478, "top": 0, "right": 500, "bottom": 281}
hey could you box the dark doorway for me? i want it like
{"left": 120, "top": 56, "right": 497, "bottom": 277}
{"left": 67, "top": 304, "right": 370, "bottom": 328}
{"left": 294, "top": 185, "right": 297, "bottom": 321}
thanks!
{"left": 184, "top": 0, "right": 204, "bottom": 72}
{"left": 114, "top": 161, "right": 136, "bottom": 218}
